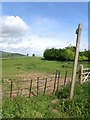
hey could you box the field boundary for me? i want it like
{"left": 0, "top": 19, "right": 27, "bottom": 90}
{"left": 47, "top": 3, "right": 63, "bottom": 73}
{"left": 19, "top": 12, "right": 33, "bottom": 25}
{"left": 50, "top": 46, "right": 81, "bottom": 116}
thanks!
{"left": 3, "top": 70, "right": 71, "bottom": 98}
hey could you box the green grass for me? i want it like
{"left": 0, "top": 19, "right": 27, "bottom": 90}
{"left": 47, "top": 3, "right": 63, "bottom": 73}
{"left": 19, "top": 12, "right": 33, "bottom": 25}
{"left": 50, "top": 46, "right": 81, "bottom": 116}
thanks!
{"left": 2, "top": 94, "right": 55, "bottom": 118}
{"left": 2, "top": 82, "right": 89, "bottom": 118}
{"left": 55, "top": 82, "right": 89, "bottom": 118}
{"left": 2, "top": 57, "right": 89, "bottom": 118}
{"left": 2, "top": 56, "right": 89, "bottom": 79}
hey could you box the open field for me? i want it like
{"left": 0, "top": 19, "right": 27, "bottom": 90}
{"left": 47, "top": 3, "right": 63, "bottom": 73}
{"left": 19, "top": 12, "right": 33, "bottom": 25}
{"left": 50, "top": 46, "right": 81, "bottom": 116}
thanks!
{"left": 2, "top": 56, "right": 89, "bottom": 79}
{"left": 1, "top": 56, "right": 89, "bottom": 118}
{"left": 2, "top": 56, "right": 89, "bottom": 98}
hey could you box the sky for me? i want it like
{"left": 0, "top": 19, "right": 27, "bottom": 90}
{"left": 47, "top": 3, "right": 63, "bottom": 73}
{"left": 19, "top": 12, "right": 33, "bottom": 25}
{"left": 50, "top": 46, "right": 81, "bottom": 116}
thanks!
{"left": 0, "top": 2, "right": 88, "bottom": 56}
{"left": 1, "top": 0, "right": 89, "bottom": 2}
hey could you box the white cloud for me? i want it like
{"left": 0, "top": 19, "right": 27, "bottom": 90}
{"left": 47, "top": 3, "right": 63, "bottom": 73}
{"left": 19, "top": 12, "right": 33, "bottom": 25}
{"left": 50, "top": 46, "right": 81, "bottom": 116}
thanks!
{"left": 0, "top": 16, "right": 29, "bottom": 43}
{"left": 0, "top": 34, "right": 74, "bottom": 56}
{"left": 0, "top": 15, "right": 88, "bottom": 56}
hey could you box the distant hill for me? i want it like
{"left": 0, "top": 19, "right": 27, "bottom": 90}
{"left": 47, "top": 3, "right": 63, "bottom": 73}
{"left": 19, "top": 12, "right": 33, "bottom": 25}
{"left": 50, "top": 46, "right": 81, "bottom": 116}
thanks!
{"left": 0, "top": 51, "right": 25, "bottom": 58}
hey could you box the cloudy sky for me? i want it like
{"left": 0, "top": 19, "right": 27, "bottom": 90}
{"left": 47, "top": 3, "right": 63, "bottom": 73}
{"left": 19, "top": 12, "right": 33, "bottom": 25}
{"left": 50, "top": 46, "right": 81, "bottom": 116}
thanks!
{"left": 0, "top": 2, "right": 88, "bottom": 56}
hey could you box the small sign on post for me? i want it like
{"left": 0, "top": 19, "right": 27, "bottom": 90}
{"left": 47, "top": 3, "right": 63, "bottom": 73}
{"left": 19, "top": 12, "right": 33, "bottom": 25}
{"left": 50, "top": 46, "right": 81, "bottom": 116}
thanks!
{"left": 70, "top": 23, "right": 82, "bottom": 99}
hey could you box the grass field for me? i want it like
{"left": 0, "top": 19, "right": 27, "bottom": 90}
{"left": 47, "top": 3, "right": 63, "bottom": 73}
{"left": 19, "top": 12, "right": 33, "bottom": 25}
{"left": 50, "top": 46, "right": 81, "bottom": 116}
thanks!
{"left": 2, "top": 56, "right": 89, "bottom": 79}
{"left": 1, "top": 56, "right": 89, "bottom": 118}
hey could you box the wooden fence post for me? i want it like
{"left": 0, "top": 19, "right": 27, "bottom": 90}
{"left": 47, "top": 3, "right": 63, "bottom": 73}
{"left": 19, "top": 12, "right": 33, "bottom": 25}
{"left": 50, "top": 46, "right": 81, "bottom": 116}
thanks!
{"left": 29, "top": 79, "right": 32, "bottom": 98}
{"left": 53, "top": 70, "right": 58, "bottom": 94}
{"left": 79, "top": 64, "right": 83, "bottom": 84}
{"left": 64, "top": 71, "right": 67, "bottom": 86}
{"left": 44, "top": 78, "right": 47, "bottom": 94}
{"left": 56, "top": 71, "right": 60, "bottom": 91}
{"left": 37, "top": 77, "right": 39, "bottom": 96}
{"left": 70, "top": 23, "right": 82, "bottom": 99}
{"left": 10, "top": 80, "right": 13, "bottom": 98}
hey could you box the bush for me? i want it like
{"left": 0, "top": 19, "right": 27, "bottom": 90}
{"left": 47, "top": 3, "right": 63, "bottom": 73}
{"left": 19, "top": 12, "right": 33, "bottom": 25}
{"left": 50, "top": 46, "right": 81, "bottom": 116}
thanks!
{"left": 55, "top": 83, "right": 71, "bottom": 99}
{"left": 43, "top": 46, "right": 90, "bottom": 61}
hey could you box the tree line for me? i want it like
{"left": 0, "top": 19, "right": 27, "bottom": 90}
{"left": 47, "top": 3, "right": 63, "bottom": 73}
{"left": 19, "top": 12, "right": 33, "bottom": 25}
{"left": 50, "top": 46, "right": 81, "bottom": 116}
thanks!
{"left": 43, "top": 46, "right": 90, "bottom": 61}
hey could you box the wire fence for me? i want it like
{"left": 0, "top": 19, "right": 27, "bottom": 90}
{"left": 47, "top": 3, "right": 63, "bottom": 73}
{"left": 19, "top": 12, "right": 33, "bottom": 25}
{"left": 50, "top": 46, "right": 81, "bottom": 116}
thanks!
{"left": 2, "top": 70, "right": 72, "bottom": 98}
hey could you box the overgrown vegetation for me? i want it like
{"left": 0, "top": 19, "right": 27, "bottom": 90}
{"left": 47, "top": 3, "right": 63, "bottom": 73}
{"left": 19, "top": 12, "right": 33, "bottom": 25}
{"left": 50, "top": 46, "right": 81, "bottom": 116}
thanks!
{"left": 2, "top": 82, "right": 89, "bottom": 118}
{"left": 43, "top": 45, "right": 89, "bottom": 61}
{"left": 55, "top": 82, "right": 89, "bottom": 118}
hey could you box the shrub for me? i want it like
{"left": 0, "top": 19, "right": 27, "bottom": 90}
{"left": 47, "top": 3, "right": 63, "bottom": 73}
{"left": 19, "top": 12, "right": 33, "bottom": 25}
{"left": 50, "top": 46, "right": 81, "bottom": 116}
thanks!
{"left": 55, "top": 83, "right": 70, "bottom": 99}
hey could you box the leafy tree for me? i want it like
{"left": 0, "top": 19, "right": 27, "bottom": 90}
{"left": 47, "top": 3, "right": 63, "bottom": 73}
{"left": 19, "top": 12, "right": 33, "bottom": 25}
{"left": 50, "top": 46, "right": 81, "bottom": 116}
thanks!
{"left": 65, "top": 45, "right": 76, "bottom": 52}
{"left": 32, "top": 54, "right": 35, "bottom": 57}
{"left": 65, "top": 49, "right": 74, "bottom": 61}
{"left": 44, "top": 48, "right": 58, "bottom": 60}
{"left": 43, "top": 45, "right": 89, "bottom": 61}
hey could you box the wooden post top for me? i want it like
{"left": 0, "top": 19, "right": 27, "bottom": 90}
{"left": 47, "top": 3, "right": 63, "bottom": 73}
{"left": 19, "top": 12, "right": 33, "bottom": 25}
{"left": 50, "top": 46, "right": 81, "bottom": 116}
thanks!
{"left": 76, "top": 23, "right": 82, "bottom": 34}
{"left": 78, "top": 23, "right": 82, "bottom": 29}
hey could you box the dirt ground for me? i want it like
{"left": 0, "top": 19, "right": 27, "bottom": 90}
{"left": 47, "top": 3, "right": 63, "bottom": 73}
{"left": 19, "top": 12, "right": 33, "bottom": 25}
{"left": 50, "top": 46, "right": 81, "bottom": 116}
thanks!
{"left": 2, "top": 72, "right": 71, "bottom": 98}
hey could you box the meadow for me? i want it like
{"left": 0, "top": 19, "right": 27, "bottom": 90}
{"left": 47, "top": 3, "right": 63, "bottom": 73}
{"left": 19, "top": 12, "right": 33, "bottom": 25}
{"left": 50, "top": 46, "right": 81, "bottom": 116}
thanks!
{"left": 1, "top": 56, "right": 89, "bottom": 118}
{"left": 2, "top": 56, "right": 89, "bottom": 79}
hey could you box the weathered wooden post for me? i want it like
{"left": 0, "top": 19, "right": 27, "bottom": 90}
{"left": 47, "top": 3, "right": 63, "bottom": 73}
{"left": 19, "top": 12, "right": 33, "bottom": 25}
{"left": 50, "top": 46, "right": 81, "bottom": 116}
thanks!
{"left": 56, "top": 71, "right": 60, "bottom": 92}
{"left": 44, "top": 78, "right": 47, "bottom": 94}
{"left": 10, "top": 80, "right": 13, "bottom": 98}
{"left": 64, "top": 71, "right": 67, "bottom": 86}
{"left": 53, "top": 70, "right": 58, "bottom": 94}
{"left": 79, "top": 64, "right": 83, "bottom": 84}
{"left": 29, "top": 79, "right": 32, "bottom": 98}
{"left": 37, "top": 77, "right": 39, "bottom": 96}
{"left": 70, "top": 23, "right": 82, "bottom": 99}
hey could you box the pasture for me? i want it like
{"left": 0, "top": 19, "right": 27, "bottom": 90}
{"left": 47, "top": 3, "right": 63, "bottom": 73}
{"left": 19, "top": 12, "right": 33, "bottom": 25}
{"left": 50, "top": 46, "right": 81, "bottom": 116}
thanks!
{"left": 2, "top": 56, "right": 89, "bottom": 79}
{"left": 1, "top": 56, "right": 89, "bottom": 118}
{"left": 2, "top": 56, "right": 89, "bottom": 98}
